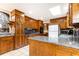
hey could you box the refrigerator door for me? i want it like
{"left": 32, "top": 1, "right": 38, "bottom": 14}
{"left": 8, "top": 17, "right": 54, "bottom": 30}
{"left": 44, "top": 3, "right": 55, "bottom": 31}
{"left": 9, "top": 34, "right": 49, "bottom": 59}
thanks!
{"left": 48, "top": 24, "right": 59, "bottom": 42}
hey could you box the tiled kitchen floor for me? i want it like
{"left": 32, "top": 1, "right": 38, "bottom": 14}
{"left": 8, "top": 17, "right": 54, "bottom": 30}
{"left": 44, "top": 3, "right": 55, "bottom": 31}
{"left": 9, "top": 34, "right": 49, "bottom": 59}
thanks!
{"left": 1, "top": 45, "right": 29, "bottom": 56}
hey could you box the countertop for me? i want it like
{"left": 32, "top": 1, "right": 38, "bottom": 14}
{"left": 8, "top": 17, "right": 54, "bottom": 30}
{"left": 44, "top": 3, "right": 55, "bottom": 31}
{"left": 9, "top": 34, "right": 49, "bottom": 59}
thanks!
{"left": 29, "top": 35, "right": 79, "bottom": 49}
{"left": 0, "top": 32, "right": 14, "bottom": 37}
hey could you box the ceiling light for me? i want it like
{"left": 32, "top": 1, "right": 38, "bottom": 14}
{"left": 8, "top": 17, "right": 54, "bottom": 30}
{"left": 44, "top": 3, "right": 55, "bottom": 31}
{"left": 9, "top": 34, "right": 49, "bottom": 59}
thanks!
{"left": 29, "top": 11, "right": 32, "bottom": 14}
{"left": 0, "top": 24, "right": 2, "bottom": 28}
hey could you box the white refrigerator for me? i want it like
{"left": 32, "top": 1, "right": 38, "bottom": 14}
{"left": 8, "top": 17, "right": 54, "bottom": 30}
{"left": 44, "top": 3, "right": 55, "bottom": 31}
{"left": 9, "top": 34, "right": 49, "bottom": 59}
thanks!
{"left": 48, "top": 24, "right": 60, "bottom": 42}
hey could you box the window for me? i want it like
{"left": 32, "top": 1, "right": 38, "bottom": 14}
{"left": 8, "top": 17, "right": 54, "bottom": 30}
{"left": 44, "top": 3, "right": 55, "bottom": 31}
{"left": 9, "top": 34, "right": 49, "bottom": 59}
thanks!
{"left": 49, "top": 4, "right": 69, "bottom": 17}
{"left": 0, "top": 11, "right": 9, "bottom": 28}
{"left": 49, "top": 6, "right": 61, "bottom": 16}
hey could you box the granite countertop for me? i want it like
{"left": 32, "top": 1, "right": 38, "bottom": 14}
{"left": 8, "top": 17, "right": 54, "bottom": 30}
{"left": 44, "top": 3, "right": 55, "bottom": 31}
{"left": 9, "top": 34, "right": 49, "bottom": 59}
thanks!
{"left": 0, "top": 32, "right": 14, "bottom": 37}
{"left": 29, "top": 35, "right": 79, "bottom": 49}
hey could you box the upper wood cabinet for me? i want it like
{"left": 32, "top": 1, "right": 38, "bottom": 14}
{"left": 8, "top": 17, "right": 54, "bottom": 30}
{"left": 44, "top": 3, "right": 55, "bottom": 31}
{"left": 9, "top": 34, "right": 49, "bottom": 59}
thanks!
{"left": 25, "top": 16, "right": 38, "bottom": 29}
{"left": 25, "top": 16, "right": 43, "bottom": 32}
{"left": 69, "top": 3, "right": 79, "bottom": 25}
{"left": 50, "top": 16, "right": 67, "bottom": 29}
{"left": 71, "top": 3, "right": 79, "bottom": 16}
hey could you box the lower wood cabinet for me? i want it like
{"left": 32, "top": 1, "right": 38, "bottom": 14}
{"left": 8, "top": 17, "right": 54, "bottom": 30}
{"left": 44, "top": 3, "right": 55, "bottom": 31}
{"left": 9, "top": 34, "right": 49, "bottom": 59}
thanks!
{"left": 29, "top": 39, "right": 79, "bottom": 56}
{"left": 0, "top": 36, "right": 14, "bottom": 54}
{"left": 14, "top": 35, "right": 28, "bottom": 49}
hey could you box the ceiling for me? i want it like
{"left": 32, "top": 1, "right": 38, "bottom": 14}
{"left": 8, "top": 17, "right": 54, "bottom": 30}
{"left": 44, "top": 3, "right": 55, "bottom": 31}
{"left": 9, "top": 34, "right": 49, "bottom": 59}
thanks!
{"left": 0, "top": 3, "right": 69, "bottom": 23}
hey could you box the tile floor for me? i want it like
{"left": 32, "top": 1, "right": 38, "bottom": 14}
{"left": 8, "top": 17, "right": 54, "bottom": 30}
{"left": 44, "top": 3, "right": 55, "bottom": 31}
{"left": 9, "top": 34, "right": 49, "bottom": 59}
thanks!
{"left": 1, "top": 45, "right": 29, "bottom": 56}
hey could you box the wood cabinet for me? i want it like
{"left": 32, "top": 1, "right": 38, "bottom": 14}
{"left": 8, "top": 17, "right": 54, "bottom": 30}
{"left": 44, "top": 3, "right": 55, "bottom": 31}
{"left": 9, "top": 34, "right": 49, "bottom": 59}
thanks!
{"left": 50, "top": 16, "right": 67, "bottom": 29}
{"left": 15, "top": 15, "right": 25, "bottom": 49}
{"left": 0, "top": 36, "right": 14, "bottom": 54}
{"left": 25, "top": 16, "right": 38, "bottom": 29}
{"left": 29, "top": 39, "right": 79, "bottom": 56}
{"left": 38, "top": 20, "right": 44, "bottom": 31}
{"left": 68, "top": 3, "right": 79, "bottom": 26}
{"left": 11, "top": 9, "right": 28, "bottom": 49}
{"left": 71, "top": 3, "right": 79, "bottom": 16}
{"left": 25, "top": 16, "right": 43, "bottom": 32}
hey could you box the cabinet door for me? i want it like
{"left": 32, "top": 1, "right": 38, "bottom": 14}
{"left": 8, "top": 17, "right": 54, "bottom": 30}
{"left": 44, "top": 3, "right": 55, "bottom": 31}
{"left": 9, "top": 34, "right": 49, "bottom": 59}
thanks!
{"left": 0, "top": 37, "right": 14, "bottom": 54}
{"left": 15, "top": 15, "right": 25, "bottom": 49}
{"left": 71, "top": 3, "right": 79, "bottom": 24}
{"left": 29, "top": 40, "right": 38, "bottom": 56}
{"left": 72, "top": 3, "right": 79, "bottom": 15}
{"left": 37, "top": 42, "right": 56, "bottom": 56}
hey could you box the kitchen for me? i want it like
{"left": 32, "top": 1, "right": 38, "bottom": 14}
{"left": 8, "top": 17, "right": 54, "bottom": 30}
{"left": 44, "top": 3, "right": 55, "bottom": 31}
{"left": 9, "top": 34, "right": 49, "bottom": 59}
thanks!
{"left": 0, "top": 3, "right": 79, "bottom": 56}
{"left": 29, "top": 3, "right": 79, "bottom": 56}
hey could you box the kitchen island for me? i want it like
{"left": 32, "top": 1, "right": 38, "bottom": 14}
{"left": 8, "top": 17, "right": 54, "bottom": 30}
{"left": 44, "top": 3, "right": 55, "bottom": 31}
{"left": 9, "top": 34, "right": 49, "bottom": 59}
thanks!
{"left": 29, "top": 35, "right": 79, "bottom": 56}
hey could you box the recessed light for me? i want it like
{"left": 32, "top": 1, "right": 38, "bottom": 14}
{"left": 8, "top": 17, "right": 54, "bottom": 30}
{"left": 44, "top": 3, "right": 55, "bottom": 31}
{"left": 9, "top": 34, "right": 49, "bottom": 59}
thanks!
{"left": 0, "top": 24, "right": 2, "bottom": 28}
{"left": 29, "top": 11, "right": 32, "bottom": 14}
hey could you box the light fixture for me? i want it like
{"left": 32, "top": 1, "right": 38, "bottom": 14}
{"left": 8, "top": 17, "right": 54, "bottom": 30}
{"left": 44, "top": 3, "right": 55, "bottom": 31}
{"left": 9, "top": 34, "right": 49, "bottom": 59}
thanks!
{"left": 0, "top": 12, "right": 2, "bottom": 15}
{"left": 29, "top": 11, "right": 32, "bottom": 14}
